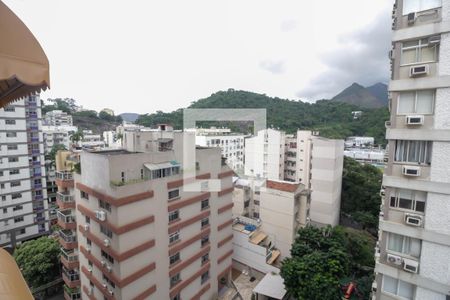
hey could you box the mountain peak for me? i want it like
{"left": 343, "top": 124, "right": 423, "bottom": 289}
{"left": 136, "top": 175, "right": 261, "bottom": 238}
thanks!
{"left": 331, "top": 82, "right": 388, "bottom": 109}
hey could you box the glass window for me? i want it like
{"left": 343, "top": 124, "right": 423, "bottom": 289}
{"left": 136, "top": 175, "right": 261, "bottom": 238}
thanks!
{"left": 387, "top": 233, "right": 421, "bottom": 257}
{"left": 6, "top": 132, "right": 17, "bottom": 138}
{"left": 401, "top": 38, "right": 439, "bottom": 64}
{"left": 394, "top": 140, "right": 432, "bottom": 164}
{"left": 201, "top": 199, "right": 209, "bottom": 210}
{"left": 201, "top": 271, "right": 209, "bottom": 284}
{"left": 201, "top": 217, "right": 209, "bottom": 228}
{"left": 170, "top": 273, "right": 180, "bottom": 287}
{"left": 382, "top": 275, "right": 414, "bottom": 299}
{"left": 201, "top": 235, "right": 209, "bottom": 247}
{"left": 169, "top": 231, "right": 179, "bottom": 244}
{"left": 170, "top": 252, "right": 180, "bottom": 265}
{"left": 99, "top": 200, "right": 111, "bottom": 212}
{"left": 100, "top": 225, "right": 113, "bottom": 238}
{"left": 398, "top": 90, "right": 434, "bottom": 114}
{"left": 169, "top": 210, "right": 179, "bottom": 222}
{"left": 403, "top": 0, "right": 441, "bottom": 15}
{"left": 390, "top": 189, "right": 426, "bottom": 213}
{"left": 168, "top": 189, "right": 179, "bottom": 200}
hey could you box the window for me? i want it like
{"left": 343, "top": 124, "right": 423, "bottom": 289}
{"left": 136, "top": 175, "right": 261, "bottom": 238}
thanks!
{"left": 80, "top": 191, "right": 89, "bottom": 200}
{"left": 7, "top": 145, "right": 18, "bottom": 150}
{"left": 3, "top": 208, "right": 7, "bottom": 213}
{"left": 387, "top": 233, "right": 421, "bottom": 257}
{"left": 87, "top": 238, "right": 92, "bottom": 246}
{"left": 201, "top": 235, "right": 209, "bottom": 247}
{"left": 403, "top": 0, "right": 441, "bottom": 15}
{"left": 13, "top": 205, "right": 23, "bottom": 211}
{"left": 168, "top": 189, "right": 179, "bottom": 200}
{"left": 6, "top": 132, "right": 17, "bottom": 138}
{"left": 244, "top": 200, "right": 250, "bottom": 208}
{"left": 398, "top": 90, "right": 434, "bottom": 114}
{"left": 169, "top": 210, "right": 179, "bottom": 222}
{"left": 85, "top": 216, "right": 90, "bottom": 224}
{"left": 253, "top": 212, "right": 260, "bottom": 218}
{"left": 140, "top": 169, "right": 144, "bottom": 179}
{"left": 390, "top": 189, "right": 426, "bottom": 213}
{"left": 401, "top": 38, "right": 439, "bottom": 65}
{"left": 9, "top": 169, "right": 19, "bottom": 175}
{"left": 201, "top": 253, "right": 209, "bottom": 265}
{"left": 14, "top": 216, "right": 24, "bottom": 223}
{"left": 169, "top": 231, "right": 180, "bottom": 244}
{"left": 5, "top": 120, "right": 15, "bottom": 125}
{"left": 169, "top": 252, "right": 180, "bottom": 265}
{"left": 201, "top": 199, "right": 209, "bottom": 210}
{"left": 254, "top": 200, "right": 260, "bottom": 206}
{"left": 99, "top": 200, "right": 111, "bottom": 212}
{"left": 382, "top": 275, "right": 414, "bottom": 299}
{"left": 394, "top": 140, "right": 432, "bottom": 164}
{"left": 101, "top": 250, "right": 114, "bottom": 264}
{"left": 121, "top": 171, "right": 125, "bottom": 183}
{"left": 170, "top": 273, "right": 181, "bottom": 287}
{"left": 4, "top": 106, "right": 15, "bottom": 112}
{"left": 201, "top": 217, "right": 209, "bottom": 228}
{"left": 10, "top": 181, "right": 21, "bottom": 187}
{"left": 102, "top": 274, "right": 116, "bottom": 289}
{"left": 16, "top": 228, "right": 26, "bottom": 235}
{"left": 201, "top": 271, "right": 209, "bottom": 284}
{"left": 8, "top": 157, "right": 19, "bottom": 163}
{"left": 11, "top": 193, "right": 22, "bottom": 200}
{"left": 100, "top": 225, "right": 113, "bottom": 238}
{"left": 172, "top": 294, "right": 180, "bottom": 300}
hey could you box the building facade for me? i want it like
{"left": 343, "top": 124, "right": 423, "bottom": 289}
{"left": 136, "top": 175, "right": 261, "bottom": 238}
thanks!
{"left": 44, "top": 109, "right": 73, "bottom": 126}
{"left": 374, "top": 1, "right": 450, "bottom": 299}
{"left": 0, "top": 95, "right": 49, "bottom": 248}
{"left": 64, "top": 127, "right": 234, "bottom": 300}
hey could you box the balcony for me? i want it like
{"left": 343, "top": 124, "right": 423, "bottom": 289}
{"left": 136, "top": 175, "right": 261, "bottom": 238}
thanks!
{"left": 56, "top": 171, "right": 74, "bottom": 188}
{"left": 59, "top": 229, "right": 78, "bottom": 249}
{"left": 57, "top": 192, "right": 75, "bottom": 209}
{"left": 62, "top": 268, "right": 80, "bottom": 289}
{"left": 57, "top": 210, "right": 76, "bottom": 230}
{"left": 64, "top": 285, "right": 81, "bottom": 300}
{"left": 60, "top": 248, "right": 79, "bottom": 269}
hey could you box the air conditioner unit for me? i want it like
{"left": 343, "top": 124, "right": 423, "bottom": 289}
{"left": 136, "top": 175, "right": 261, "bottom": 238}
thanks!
{"left": 407, "top": 12, "right": 416, "bottom": 24}
{"left": 108, "top": 289, "right": 114, "bottom": 295}
{"left": 428, "top": 35, "right": 440, "bottom": 45}
{"left": 405, "top": 213, "right": 423, "bottom": 227}
{"left": 402, "top": 165, "right": 421, "bottom": 177}
{"left": 380, "top": 189, "right": 386, "bottom": 197}
{"left": 106, "top": 265, "right": 112, "bottom": 273}
{"left": 104, "top": 239, "right": 110, "bottom": 247}
{"left": 102, "top": 282, "right": 107, "bottom": 289}
{"left": 406, "top": 115, "right": 424, "bottom": 125}
{"left": 371, "top": 282, "right": 377, "bottom": 293}
{"left": 403, "top": 258, "right": 419, "bottom": 273}
{"left": 96, "top": 210, "right": 106, "bottom": 221}
{"left": 101, "top": 260, "right": 106, "bottom": 267}
{"left": 83, "top": 224, "right": 90, "bottom": 231}
{"left": 410, "top": 65, "right": 429, "bottom": 77}
{"left": 88, "top": 267, "right": 92, "bottom": 273}
{"left": 86, "top": 246, "right": 91, "bottom": 253}
{"left": 387, "top": 253, "right": 403, "bottom": 265}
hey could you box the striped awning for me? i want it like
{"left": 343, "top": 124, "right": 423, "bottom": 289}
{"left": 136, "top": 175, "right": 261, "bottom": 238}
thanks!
{"left": 0, "top": 1, "right": 50, "bottom": 108}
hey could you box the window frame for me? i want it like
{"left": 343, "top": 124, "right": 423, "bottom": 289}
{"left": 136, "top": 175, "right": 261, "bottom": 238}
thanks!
{"left": 397, "top": 90, "right": 435, "bottom": 115}
{"left": 169, "top": 210, "right": 179, "bottom": 223}
{"left": 169, "top": 231, "right": 180, "bottom": 244}
{"left": 387, "top": 233, "right": 421, "bottom": 258}
{"left": 168, "top": 189, "right": 180, "bottom": 200}
{"left": 400, "top": 38, "right": 439, "bottom": 66}
{"left": 394, "top": 140, "right": 432, "bottom": 165}
{"left": 382, "top": 275, "right": 415, "bottom": 299}
{"left": 389, "top": 189, "right": 426, "bottom": 214}
{"left": 169, "top": 252, "right": 180, "bottom": 265}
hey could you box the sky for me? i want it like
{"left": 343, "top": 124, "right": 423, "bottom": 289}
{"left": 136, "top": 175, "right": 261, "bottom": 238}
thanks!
{"left": 5, "top": 0, "right": 393, "bottom": 114}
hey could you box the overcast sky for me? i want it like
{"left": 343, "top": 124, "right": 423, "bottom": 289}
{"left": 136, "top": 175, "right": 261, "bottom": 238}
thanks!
{"left": 5, "top": 0, "right": 393, "bottom": 114}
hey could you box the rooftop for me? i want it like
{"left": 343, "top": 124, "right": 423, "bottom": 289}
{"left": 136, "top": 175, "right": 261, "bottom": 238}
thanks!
{"left": 91, "top": 149, "right": 136, "bottom": 156}
{"left": 253, "top": 272, "right": 287, "bottom": 300}
{"left": 266, "top": 179, "right": 301, "bottom": 193}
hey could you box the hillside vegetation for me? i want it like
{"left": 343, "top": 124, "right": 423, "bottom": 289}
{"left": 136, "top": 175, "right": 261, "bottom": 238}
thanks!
{"left": 136, "top": 89, "right": 389, "bottom": 144}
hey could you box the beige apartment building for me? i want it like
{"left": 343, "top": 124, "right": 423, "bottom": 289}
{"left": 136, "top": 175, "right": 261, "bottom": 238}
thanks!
{"left": 374, "top": 0, "right": 450, "bottom": 299}
{"left": 57, "top": 126, "right": 234, "bottom": 300}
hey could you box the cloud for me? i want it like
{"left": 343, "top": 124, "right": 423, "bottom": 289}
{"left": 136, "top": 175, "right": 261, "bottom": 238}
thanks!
{"left": 297, "top": 10, "right": 391, "bottom": 100}
{"left": 259, "top": 59, "right": 285, "bottom": 74}
{"left": 280, "top": 19, "right": 297, "bottom": 32}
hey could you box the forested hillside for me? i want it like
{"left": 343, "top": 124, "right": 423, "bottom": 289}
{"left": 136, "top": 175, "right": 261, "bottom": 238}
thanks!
{"left": 136, "top": 89, "right": 389, "bottom": 144}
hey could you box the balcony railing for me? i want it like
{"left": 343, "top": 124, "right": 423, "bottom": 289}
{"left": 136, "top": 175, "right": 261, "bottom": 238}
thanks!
{"left": 60, "top": 248, "right": 78, "bottom": 263}
{"left": 64, "top": 285, "right": 81, "bottom": 300}
{"left": 63, "top": 268, "right": 80, "bottom": 282}
{"left": 57, "top": 192, "right": 74, "bottom": 203}
{"left": 57, "top": 210, "right": 76, "bottom": 224}
{"left": 59, "top": 230, "right": 77, "bottom": 243}
{"left": 56, "top": 171, "right": 73, "bottom": 181}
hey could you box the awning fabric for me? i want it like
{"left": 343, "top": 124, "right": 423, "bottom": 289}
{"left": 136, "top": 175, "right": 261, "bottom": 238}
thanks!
{"left": 144, "top": 161, "right": 180, "bottom": 170}
{"left": 0, "top": 1, "right": 50, "bottom": 108}
{"left": 0, "top": 248, "right": 33, "bottom": 300}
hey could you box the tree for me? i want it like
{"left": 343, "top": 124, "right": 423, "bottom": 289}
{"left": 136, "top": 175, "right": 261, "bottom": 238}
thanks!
{"left": 45, "top": 144, "right": 67, "bottom": 166}
{"left": 13, "top": 237, "right": 60, "bottom": 288}
{"left": 70, "top": 131, "right": 84, "bottom": 143}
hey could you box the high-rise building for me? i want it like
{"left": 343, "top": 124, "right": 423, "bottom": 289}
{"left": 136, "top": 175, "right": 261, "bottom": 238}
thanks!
{"left": 61, "top": 126, "right": 234, "bottom": 299}
{"left": 0, "top": 95, "right": 49, "bottom": 248}
{"left": 374, "top": 1, "right": 450, "bottom": 299}
{"left": 44, "top": 109, "right": 73, "bottom": 126}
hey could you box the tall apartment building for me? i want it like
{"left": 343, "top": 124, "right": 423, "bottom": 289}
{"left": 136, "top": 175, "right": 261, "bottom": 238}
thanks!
{"left": 244, "top": 129, "right": 285, "bottom": 180}
{"left": 44, "top": 109, "right": 73, "bottom": 126}
{"left": 374, "top": 1, "right": 450, "bottom": 299}
{"left": 61, "top": 126, "right": 234, "bottom": 300}
{"left": 0, "top": 95, "right": 49, "bottom": 248}
{"left": 246, "top": 129, "right": 343, "bottom": 226}
{"left": 193, "top": 128, "right": 247, "bottom": 173}
{"left": 42, "top": 125, "right": 78, "bottom": 152}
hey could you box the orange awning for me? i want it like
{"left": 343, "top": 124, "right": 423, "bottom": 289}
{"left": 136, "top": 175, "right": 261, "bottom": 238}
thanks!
{"left": 0, "top": 0, "right": 50, "bottom": 108}
{"left": 0, "top": 248, "right": 33, "bottom": 300}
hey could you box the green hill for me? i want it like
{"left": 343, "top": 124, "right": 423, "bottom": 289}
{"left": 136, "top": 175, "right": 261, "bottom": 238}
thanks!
{"left": 136, "top": 89, "right": 389, "bottom": 144}
{"left": 332, "top": 82, "right": 388, "bottom": 108}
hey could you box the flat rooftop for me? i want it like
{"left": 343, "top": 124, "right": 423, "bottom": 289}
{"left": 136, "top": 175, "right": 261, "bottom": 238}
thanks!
{"left": 91, "top": 149, "right": 136, "bottom": 155}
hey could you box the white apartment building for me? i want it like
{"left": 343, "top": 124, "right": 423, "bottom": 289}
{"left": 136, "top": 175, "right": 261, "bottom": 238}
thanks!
{"left": 374, "top": 1, "right": 450, "bottom": 299}
{"left": 244, "top": 129, "right": 285, "bottom": 180}
{"left": 194, "top": 128, "right": 247, "bottom": 172}
{"left": 58, "top": 125, "right": 234, "bottom": 299}
{"left": 345, "top": 136, "right": 375, "bottom": 148}
{"left": 42, "top": 125, "right": 78, "bottom": 153}
{"left": 44, "top": 109, "right": 73, "bottom": 126}
{"left": 0, "top": 95, "right": 49, "bottom": 248}
{"left": 344, "top": 148, "right": 386, "bottom": 166}
{"left": 79, "top": 130, "right": 105, "bottom": 149}
{"left": 103, "top": 131, "right": 121, "bottom": 148}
